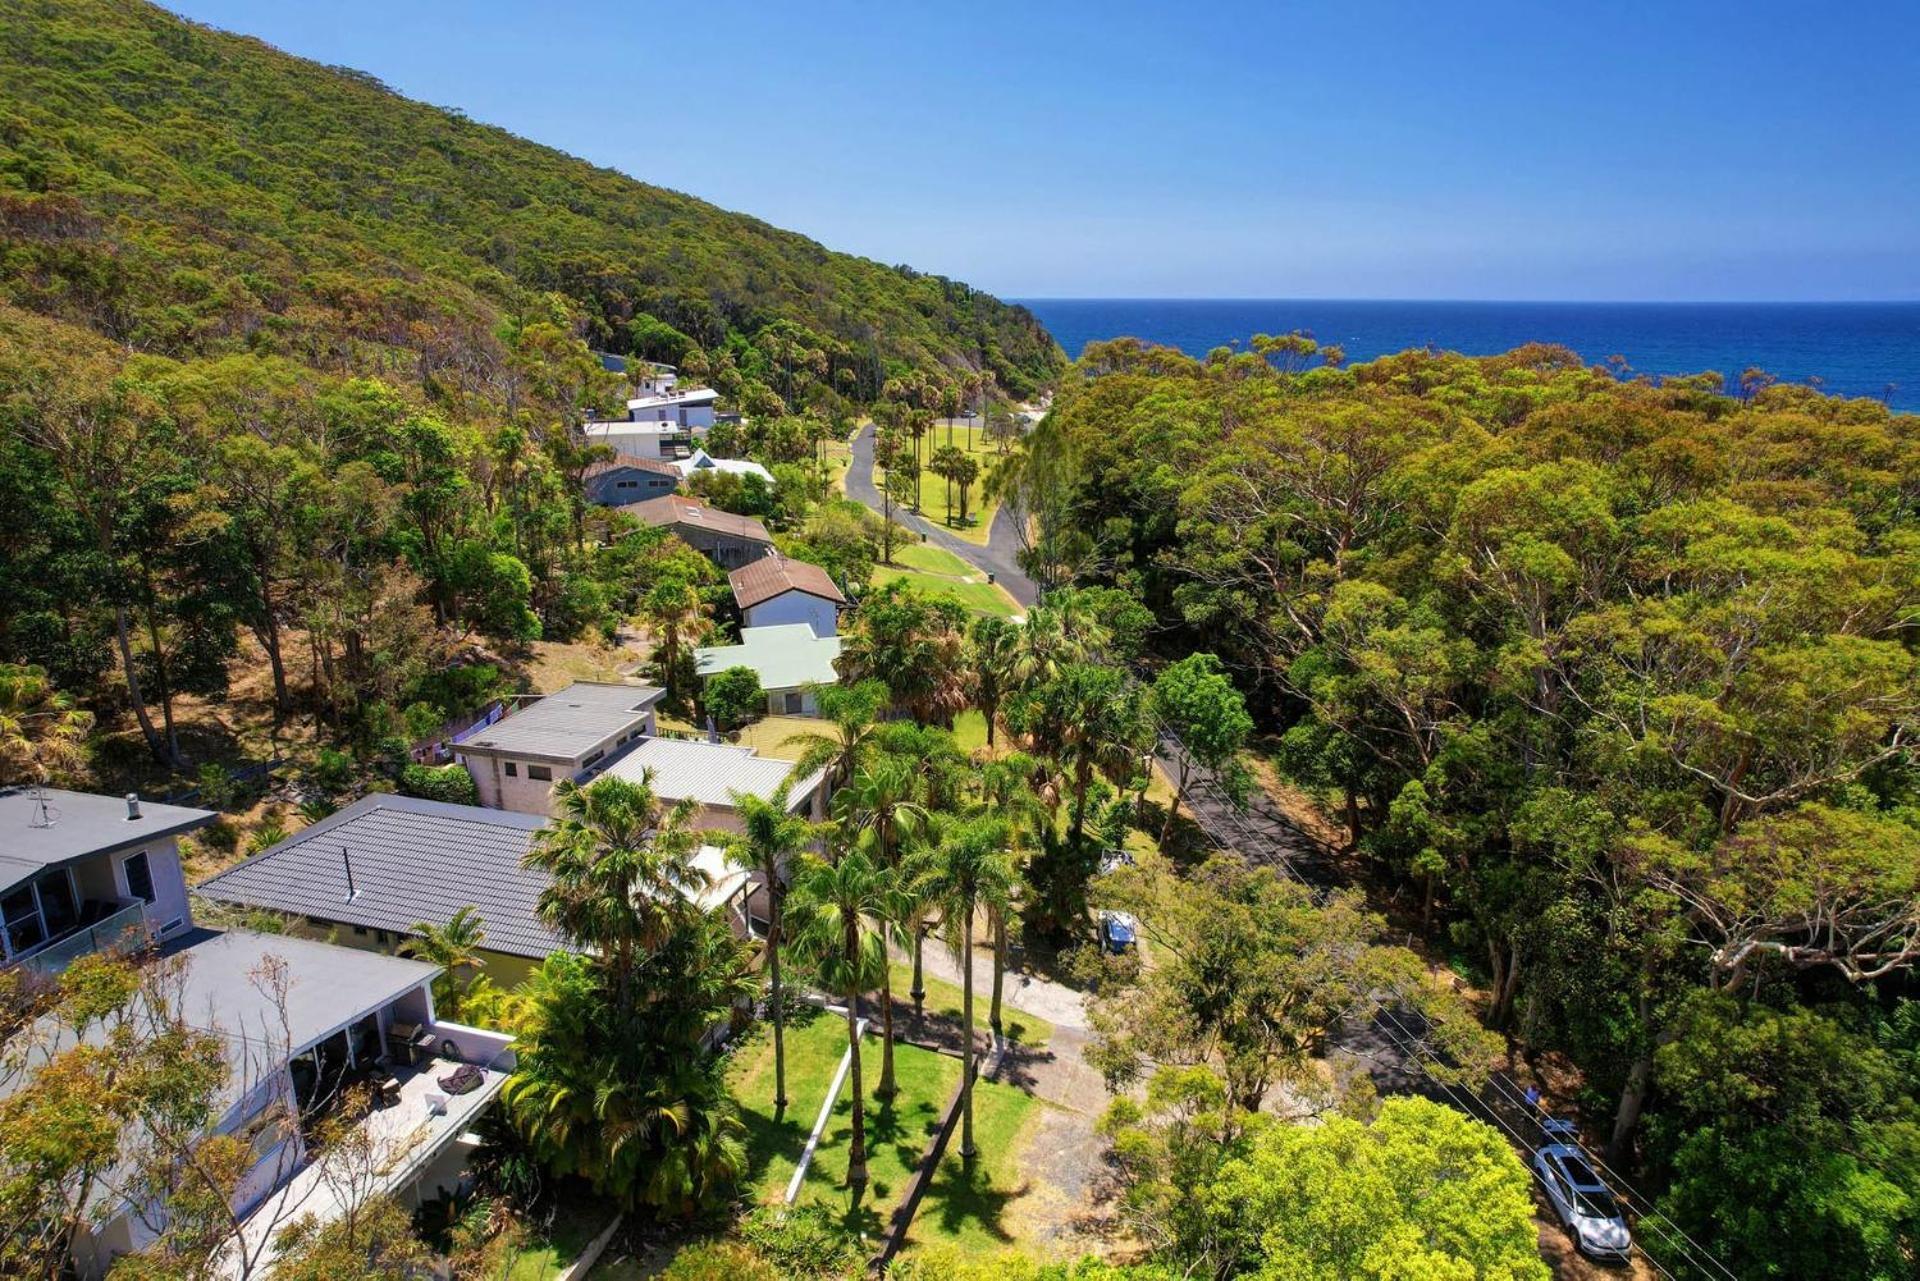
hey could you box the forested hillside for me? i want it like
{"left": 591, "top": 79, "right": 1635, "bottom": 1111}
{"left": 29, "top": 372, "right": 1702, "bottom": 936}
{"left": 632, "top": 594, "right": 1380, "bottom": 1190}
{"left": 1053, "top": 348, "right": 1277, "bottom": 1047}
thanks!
{"left": 995, "top": 337, "right": 1920, "bottom": 1278}
{"left": 0, "top": 0, "right": 1062, "bottom": 402}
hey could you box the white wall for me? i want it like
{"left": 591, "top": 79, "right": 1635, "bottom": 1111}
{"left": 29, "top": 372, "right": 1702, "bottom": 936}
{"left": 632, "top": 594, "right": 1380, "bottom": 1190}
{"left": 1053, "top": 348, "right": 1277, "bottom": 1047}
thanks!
{"left": 116, "top": 838, "right": 192, "bottom": 938}
{"left": 743, "top": 592, "right": 838, "bottom": 638}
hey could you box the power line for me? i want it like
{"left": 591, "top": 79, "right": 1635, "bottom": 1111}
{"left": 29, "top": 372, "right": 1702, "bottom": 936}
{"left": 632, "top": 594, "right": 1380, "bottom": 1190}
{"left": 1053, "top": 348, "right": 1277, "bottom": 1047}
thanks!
{"left": 1152, "top": 721, "right": 1738, "bottom": 1281}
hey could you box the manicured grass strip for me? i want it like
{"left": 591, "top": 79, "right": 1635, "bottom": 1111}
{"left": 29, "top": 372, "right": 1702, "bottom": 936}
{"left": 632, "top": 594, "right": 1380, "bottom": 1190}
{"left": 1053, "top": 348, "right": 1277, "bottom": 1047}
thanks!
{"left": 907, "top": 1075, "right": 1039, "bottom": 1253}
{"left": 725, "top": 1005, "right": 847, "bottom": 1204}
{"left": 870, "top": 565, "right": 1020, "bottom": 620}
{"left": 726, "top": 1002, "right": 1040, "bottom": 1249}
{"left": 888, "top": 541, "right": 978, "bottom": 576}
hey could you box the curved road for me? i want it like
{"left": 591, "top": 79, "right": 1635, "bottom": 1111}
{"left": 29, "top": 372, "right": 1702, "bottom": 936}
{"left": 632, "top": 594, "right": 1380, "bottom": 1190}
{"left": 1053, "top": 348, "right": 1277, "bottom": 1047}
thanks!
{"left": 847, "top": 424, "right": 1039, "bottom": 607}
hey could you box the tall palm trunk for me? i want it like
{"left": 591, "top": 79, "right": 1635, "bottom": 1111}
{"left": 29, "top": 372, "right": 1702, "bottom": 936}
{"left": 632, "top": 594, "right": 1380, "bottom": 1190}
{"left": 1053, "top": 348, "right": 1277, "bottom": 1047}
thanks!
{"left": 990, "top": 905, "right": 1007, "bottom": 1034}
{"left": 877, "top": 960, "right": 897, "bottom": 1099}
{"left": 845, "top": 924, "right": 868, "bottom": 1186}
{"left": 767, "top": 878, "right": 787, "bottom": 1112}
{"left": 910, "top": 922, "right": 927, "bottom": 1020}
{"left": 960, "top": 904, "right": 978, "bottom": 1160}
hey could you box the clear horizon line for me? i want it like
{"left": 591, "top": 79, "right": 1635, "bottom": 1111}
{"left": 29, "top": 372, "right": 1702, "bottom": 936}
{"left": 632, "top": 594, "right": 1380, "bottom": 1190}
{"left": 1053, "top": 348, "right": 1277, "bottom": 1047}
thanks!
{"left": 1007, "top": 295, "right": 1920, "bottom": 306}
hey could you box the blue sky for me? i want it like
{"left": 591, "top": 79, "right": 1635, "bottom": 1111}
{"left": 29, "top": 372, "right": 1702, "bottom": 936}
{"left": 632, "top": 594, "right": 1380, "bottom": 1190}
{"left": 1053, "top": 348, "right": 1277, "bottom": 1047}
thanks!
{"left": 164, "top": 1, "right": 1920, "bottom": 300}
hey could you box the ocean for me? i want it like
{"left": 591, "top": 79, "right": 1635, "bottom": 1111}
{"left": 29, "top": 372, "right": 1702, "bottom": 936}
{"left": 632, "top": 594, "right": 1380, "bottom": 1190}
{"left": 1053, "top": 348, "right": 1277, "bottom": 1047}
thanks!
{"left": 1016, "top": 299, "right": 1920, "bottom": 412}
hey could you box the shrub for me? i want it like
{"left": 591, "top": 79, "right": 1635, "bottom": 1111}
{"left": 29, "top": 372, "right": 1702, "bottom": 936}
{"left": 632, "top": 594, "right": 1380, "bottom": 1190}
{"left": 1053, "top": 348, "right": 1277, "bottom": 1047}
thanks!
{"left": 312, "top": 748, "right": 354, "bottom": 795}
{"left": 399, "top": 763, "right": 479, "bottom": 806}
{"left": 705, "top": 665, "right": 765, "bottom": 731}
{"left": 656, "top": 1241, "right": 782, "bottom": 1281}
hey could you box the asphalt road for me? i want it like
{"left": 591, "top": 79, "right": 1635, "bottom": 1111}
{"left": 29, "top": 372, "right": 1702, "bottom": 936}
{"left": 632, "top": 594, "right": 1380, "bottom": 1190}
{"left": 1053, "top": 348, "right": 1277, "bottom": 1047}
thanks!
{"left": 846, "top": 423, "right": 1039, "bottom": 607}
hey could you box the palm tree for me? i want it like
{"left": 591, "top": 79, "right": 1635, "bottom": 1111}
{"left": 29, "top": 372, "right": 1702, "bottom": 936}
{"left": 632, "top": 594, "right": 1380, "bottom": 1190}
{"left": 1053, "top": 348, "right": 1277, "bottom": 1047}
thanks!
{"left": 401, "top": 905, "right": 488, "bottom": 1020}
{"left": 0, "top": 664, "right": 93, "bottom": 786}
{"left": 977, "top": 756, "right": 1045, "bottom": 1033}
{"left": 641, "top": 576, "right": 712, "bottom": 706}
{"left": 966, "top": 617, "right": 1018, "bottom": 749}
{"left": 784, "top": 847, "right": 894, "bottom": 1186}
{"left": 784, "top": 678, "right": 887, "bottom": 794}
{"left": 912, "top": 816, "right": 1017, "bottom": 1160}
{"left": 725, "top": 785, "right": 814, "bottom": 1114}
{"left": 523, "top": 773, "right": 711, "bottom": 1004}
{"left": 834, "top": 760, "right": 928, "bottom": 1079}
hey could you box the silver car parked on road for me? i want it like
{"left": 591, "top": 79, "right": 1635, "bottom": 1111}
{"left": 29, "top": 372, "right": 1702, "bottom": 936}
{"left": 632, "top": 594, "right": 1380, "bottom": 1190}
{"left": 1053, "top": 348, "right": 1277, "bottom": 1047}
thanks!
{"left": 1533, "top": 1128, "right": 1632, "bottom": 1263}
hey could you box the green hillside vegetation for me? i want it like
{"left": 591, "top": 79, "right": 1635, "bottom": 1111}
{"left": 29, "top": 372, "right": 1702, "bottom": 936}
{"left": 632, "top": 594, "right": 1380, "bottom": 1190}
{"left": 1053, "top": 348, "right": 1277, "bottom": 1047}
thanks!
{"left": 1004, "top": 335, "right": 1920, "bottom": 1280}
{"left": 0, "top": 0, "right": 1063, "bottom": 409}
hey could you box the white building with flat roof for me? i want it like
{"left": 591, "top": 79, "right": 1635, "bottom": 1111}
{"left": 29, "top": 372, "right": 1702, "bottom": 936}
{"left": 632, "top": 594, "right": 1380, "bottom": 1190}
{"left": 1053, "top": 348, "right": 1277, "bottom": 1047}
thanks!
{"left": 454, "top": 681, "right": 665, "bottom": 813}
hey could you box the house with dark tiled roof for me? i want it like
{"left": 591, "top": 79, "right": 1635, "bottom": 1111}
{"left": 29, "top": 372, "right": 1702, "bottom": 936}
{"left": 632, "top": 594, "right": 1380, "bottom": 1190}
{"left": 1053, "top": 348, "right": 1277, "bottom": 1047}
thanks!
{"left": 729, "top": 554, "right": 846, "bottom": 636}
{"left": 620, "top": 494, "right": 774, "bottom": 569}
{"left": 196, "top": 793, "right": 753, "bottom": 986}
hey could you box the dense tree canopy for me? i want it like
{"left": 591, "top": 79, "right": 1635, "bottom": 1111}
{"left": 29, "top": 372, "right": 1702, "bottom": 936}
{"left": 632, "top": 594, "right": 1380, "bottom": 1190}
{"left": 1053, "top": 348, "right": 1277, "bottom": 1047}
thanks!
{"left": 1030, "top": 334, "right": 1920, "bottom": 1276}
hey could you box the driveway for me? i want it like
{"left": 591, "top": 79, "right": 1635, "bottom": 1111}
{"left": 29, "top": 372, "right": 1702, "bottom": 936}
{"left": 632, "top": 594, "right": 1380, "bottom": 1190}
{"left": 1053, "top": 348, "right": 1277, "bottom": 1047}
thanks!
{"left": 848, "top": 424, "right": 1039, "bottom": 607}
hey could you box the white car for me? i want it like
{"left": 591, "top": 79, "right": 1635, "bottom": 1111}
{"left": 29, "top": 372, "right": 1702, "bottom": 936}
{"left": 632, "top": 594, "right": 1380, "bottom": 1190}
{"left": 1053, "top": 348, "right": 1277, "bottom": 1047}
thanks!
{"left": 1533, "top": 1134, "right": 1632, "bottom": 1263}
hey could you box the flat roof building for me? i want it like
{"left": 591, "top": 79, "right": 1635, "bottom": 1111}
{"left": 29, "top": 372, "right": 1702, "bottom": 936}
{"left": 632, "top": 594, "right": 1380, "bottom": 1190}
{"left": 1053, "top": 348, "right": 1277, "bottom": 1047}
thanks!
{"left": 600, "top": 736, "right": 828, "bottom": 833}
{"left": 454, "top": 681, "right": 664, "bottom": 814}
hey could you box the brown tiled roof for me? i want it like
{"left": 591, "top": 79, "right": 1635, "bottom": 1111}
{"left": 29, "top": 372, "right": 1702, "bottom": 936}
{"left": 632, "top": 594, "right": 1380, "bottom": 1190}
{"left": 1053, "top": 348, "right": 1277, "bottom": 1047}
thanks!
{"left": 619, "top": 493, "right": 772, "bottom": 544}
{"left": 729, "top": 554, "right": 847, "bottom": 610}
{"left": 583, "top": 452, "right": 680, "bottom": 480}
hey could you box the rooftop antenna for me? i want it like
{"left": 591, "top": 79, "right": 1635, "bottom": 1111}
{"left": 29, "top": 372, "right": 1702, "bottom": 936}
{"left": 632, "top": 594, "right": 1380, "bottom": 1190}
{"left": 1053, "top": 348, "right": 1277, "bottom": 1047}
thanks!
{"left": 28, "top": 780, "right": 54, "bottom": 829}
{"left": 342, "top": 845, "right": 359, "bottom": 902}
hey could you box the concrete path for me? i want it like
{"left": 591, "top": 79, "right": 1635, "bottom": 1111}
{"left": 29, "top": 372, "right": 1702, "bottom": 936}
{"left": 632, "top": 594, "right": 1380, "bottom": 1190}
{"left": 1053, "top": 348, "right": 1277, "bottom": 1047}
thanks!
{"left": 847, "top": 424, "right": 1039, "bottom": 607}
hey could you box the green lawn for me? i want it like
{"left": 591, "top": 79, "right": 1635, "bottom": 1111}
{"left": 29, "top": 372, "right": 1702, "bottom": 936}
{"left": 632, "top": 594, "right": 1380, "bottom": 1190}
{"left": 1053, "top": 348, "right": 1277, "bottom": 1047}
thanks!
{"left": 726, "top": 1002, "right": 1040, "bottom": 1250}
{"left": 889, "top": 541, "right": 976, "bottom": 576}
{"left": 498, "top": 1191, "right": 617, "bottom": 1280}
{"left": 952, "top": 709, "right": 990, "bottom": 755}
{"left": 871, "top": 547, "right": 1021, "bottom": 620}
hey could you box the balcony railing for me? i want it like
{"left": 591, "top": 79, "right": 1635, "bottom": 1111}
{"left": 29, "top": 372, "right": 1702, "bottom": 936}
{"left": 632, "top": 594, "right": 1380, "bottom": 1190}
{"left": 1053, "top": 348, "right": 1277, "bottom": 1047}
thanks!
{"left": 18, "top": 899, "right": 150, "bottom": 977}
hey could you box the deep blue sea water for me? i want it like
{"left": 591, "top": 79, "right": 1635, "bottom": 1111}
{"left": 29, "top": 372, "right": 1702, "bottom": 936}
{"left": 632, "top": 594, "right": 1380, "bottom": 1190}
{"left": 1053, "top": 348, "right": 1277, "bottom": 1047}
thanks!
{"left": 1017, "top": 299, "right": 1920, "bottom": 411}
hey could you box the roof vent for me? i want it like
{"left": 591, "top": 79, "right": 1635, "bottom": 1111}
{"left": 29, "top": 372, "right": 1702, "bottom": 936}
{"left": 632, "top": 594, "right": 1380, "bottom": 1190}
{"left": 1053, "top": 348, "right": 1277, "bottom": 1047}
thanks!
{"left": 126, "top": 793, "right": 142, "bottom": 821}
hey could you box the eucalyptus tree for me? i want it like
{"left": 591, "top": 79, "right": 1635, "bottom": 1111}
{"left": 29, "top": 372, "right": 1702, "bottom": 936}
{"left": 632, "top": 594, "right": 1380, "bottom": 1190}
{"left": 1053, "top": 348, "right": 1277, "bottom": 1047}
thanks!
{"left": 784, "top": 847, "right": 896, "bottom": 1186}
{"left": 913, "top": 816, "right": 1018, "bottom": 1160}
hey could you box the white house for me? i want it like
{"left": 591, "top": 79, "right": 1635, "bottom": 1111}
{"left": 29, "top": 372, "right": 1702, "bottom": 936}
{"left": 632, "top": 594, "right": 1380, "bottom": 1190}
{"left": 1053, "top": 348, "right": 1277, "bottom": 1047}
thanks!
{"left": 0, "top": 788, "right": 512, "bottom": 1280}
{"left": 676, "top": 448, "right": 774, "bottom": 486}
{"left": 454, "top": 681, "right": 665, "bottom": 814}
{"left": 581, "top": 420, "right": 695, "bottom": 461}
{"left": 600, "top": 737, "right": 828, "bottom": 834}
{"left": 626, "top": 386, "right": 719, "bottom": 428}
{"left": 728, "top": 554, "right": 846, "bottom": 638}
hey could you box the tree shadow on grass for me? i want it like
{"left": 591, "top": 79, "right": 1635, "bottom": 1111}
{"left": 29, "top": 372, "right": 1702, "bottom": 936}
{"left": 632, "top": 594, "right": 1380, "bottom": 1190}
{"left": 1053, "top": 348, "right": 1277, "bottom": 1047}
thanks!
{"left": 915, "top": 1152, "right": 1029, "bottom": 1246}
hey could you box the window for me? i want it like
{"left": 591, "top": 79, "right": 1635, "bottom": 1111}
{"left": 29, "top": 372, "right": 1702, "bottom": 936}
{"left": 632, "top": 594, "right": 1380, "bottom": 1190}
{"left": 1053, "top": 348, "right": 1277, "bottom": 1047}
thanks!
{"left": 2, "top": 886, "right": 45, "bottom": 956}
{"left": 581, "top": 750, "right": 604, "bottom": 768}
{"left": 784, "top": 691, "right": 804, "bottom": 715}
{"left": 503, "top": 761, "right": 518, "bottom": 777}
{"left": 527, "top": 765, "right": 553, "bottom": 782}
{"left": 122, "top": 851, "right": 156, "bottom": 904}
{"left": 616, "top": 479, "right": 637, "bottom": 490}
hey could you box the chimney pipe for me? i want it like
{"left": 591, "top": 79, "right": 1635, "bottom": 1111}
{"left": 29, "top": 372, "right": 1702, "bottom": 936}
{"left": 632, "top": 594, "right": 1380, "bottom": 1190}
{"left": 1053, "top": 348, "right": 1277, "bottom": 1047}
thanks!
{"left": 126, "top": 793, "right": 142, "bottom": 821}
{"left": 342, "top": 845, "right": 358, "bottom": 901}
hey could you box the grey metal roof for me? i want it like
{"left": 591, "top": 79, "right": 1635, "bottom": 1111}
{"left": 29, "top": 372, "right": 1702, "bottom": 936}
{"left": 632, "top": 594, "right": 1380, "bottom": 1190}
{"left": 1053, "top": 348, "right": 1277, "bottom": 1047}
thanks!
{"left": 602, "top": 738, "right": 827, "bottom": 810}
{"left": 196, "top": 795, "right": 567, "bottom": 960}
{"left": 0, "top": 787, "right": 214, "bottom": 892}
{"left": 0, "top": 927, "right": 439, "bottom": 1109}
{"left": 458, "top": 681, "right": 665, "bottom": 763}
{"left": 165, "top": 927, "right": 440, "bottom": 1057}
